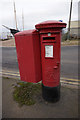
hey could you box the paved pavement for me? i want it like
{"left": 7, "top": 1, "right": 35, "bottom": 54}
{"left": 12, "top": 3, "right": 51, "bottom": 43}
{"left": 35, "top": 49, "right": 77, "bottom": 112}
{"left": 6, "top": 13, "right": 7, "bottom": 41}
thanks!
{"left": 2, "top": 77, "right": 79, "bottom": 119}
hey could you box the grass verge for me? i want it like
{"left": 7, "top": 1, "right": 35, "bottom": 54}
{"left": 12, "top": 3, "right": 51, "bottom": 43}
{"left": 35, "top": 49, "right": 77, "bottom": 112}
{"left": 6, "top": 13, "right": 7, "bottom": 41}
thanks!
{"left": 13, "top": 82, "right": 41, "bottom": 106}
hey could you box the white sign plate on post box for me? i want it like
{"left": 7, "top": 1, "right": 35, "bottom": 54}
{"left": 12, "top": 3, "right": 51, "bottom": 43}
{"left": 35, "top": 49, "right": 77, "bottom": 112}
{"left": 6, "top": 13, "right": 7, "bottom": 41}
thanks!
{"left": 45, "top": 45, "right": 53, "bottom": 58}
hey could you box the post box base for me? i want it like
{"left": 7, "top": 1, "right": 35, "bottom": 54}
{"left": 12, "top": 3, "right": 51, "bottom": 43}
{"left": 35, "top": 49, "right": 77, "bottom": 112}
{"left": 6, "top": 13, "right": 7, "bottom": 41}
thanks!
{"left": 42, "top": 84, "right": 60, "bottom": 102}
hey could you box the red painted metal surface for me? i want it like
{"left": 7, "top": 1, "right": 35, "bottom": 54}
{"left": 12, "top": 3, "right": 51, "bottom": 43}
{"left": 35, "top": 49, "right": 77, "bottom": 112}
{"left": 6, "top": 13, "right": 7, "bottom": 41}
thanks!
{"left": 35, "top": 21, "right": 66, "bottom": 87}
{"left": 35, "top": 20, "right": 66, "bottom": 30}
{"left": 14, "top": 30, "right": 41, "bottom": 83}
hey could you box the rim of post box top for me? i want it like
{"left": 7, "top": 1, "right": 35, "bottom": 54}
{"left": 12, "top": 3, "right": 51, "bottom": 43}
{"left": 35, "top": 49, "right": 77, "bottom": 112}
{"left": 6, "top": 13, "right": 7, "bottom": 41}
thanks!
{"left": 14, "top": 29, "right": 38, "bottom": 36}
{"left": 35, "top": 20, "right": 67, "bottom": 30}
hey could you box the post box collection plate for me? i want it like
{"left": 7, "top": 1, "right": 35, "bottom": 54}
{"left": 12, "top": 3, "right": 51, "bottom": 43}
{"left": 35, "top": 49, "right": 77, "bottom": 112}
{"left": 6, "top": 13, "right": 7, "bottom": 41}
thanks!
{"left": 45, "top": 45, "right": 53, "bottom": 58}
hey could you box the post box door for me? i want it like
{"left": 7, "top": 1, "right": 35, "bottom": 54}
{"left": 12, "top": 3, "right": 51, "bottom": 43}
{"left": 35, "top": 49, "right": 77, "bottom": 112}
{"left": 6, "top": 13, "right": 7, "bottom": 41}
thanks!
{"left": 40, "top": 33, "right": 61, "bottom": 87}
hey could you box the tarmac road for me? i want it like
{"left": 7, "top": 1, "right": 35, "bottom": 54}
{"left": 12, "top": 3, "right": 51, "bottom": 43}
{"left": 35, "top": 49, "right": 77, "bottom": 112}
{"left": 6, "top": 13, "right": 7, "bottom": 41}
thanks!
{"left": 2, "top": 46, "right": 78, "bottom": 79}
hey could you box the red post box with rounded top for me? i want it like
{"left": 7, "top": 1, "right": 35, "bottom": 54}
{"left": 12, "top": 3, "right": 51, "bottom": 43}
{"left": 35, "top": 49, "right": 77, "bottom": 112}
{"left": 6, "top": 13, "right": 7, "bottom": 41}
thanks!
{"left": 35, "top": 21, "right": 66, "bottom": 102}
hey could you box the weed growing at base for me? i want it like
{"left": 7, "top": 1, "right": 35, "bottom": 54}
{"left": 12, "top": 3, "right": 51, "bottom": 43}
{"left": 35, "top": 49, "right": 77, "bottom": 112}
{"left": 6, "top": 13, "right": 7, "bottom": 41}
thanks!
{"left": 13, "top": 82, "right": 41, "bottom": 106}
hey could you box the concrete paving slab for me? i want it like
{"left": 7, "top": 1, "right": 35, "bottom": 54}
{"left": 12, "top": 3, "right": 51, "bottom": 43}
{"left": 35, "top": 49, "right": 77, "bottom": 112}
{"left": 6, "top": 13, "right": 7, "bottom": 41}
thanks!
{"left": 2, "top": 77, "right": 79, "bottom": 119}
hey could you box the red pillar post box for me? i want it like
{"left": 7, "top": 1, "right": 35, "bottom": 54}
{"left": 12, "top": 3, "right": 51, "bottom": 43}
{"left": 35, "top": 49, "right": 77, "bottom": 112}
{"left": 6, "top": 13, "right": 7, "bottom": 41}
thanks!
{"left": 14, "top": 30, "right": 42, "bottom": 83}
{"left": 35, "top": 21, "right": 66, "bottom": 102}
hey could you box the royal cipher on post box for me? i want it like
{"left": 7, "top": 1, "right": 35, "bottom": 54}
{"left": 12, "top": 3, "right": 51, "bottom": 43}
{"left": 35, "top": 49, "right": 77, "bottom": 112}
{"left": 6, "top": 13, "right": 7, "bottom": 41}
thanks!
{"left": 15, "top": 20, "right": 66, "bottom": 102}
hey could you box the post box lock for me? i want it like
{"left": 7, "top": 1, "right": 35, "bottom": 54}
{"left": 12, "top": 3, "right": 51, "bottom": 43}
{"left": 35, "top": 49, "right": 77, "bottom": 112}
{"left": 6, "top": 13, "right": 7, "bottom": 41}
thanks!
{"left": 54, "top": 66, "right": 58, "bottom": 69}
{"left": 54, "top": 62, "right": 60, "bottom": 69}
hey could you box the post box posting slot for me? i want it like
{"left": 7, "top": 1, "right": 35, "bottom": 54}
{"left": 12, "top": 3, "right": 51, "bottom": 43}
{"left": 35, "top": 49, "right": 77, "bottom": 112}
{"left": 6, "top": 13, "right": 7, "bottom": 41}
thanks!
{"left": 43, "top": 37, "right": 55, "bottom": 40}
{"left": 42, "top": 36, "right": 56, "bottom": 43}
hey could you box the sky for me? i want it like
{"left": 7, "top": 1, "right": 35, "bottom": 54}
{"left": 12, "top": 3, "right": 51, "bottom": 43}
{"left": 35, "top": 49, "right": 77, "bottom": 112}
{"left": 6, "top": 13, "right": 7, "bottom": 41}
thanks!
{"left": 0, "top": 0, "right": 79, "bottom": 32}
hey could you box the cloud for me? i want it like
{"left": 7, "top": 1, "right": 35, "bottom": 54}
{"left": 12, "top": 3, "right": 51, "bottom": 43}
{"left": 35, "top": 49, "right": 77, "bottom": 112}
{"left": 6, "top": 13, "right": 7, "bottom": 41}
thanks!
{"left": 0, "top": 0, "right": 79, "bottom": 32}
